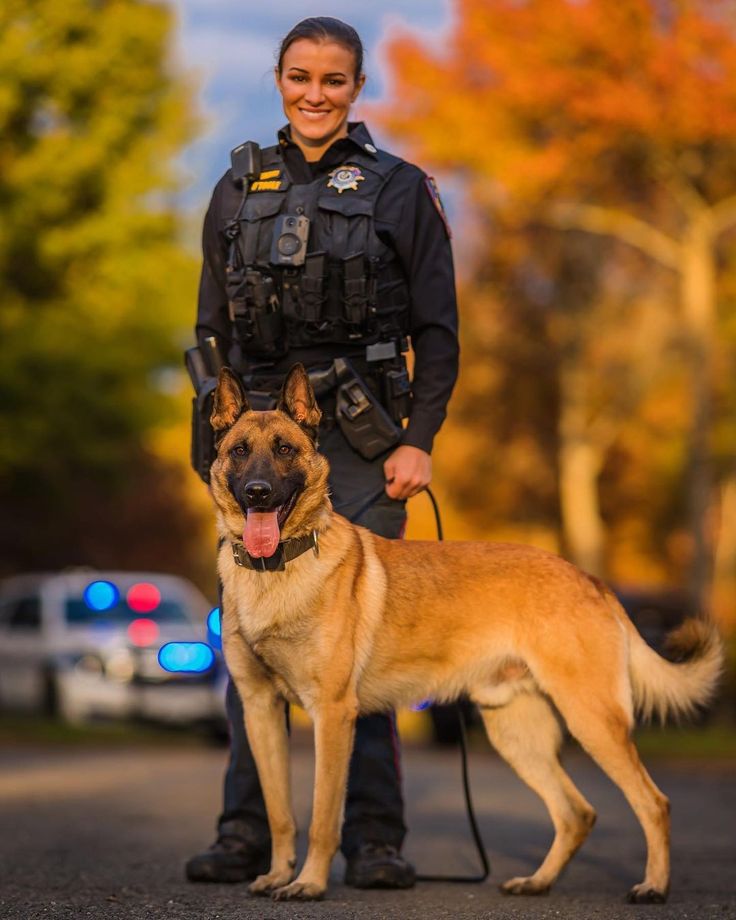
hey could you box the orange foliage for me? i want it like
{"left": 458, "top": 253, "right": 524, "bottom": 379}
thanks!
{"left": 376, "top": 0, "right": 736, "bottom": 620}
{"left": 379, "top": 0, "right": 736, "bottom": 202}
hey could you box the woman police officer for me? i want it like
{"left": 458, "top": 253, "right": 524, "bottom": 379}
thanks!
{"left": 186, "top": 17, "right": 459, "bottom": 889}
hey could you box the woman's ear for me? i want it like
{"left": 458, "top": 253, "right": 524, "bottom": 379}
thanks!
{"left": 352, "top": 72, "right": 366, "bottom": 102}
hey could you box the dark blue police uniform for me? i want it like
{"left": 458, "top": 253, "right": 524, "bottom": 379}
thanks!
{"left": 190, "top": 121, "right": 458, "bottom": 881}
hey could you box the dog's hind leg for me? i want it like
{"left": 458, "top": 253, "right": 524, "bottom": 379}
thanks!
{"left": 550, "top": 686, "right": 670, "bottom": 903}
{"left": 477, "top": 692, "right": 597, "bottom": 896}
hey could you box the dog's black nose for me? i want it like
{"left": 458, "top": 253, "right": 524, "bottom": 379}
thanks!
{"left": 244, "top": 480, "right": 272, "bottom": 504}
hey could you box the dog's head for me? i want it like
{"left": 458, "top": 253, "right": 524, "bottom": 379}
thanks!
{"left": 208, "top": 364, "right": 331, "bottom": 557}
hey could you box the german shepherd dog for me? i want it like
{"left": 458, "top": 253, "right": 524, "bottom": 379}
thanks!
{"left": 209, "top": 363, "right": 722, "bottom": 904}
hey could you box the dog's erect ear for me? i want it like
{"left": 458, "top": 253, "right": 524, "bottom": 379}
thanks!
{"left": 277, "top": 363, "right": 321, "bottom": 433}
{"left": 210, "top": 367, "right": 250, "bottom": 432}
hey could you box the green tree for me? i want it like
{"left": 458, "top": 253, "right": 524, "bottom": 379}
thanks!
{"left": 0, "top": 0, "right": 207, "bottom": 580}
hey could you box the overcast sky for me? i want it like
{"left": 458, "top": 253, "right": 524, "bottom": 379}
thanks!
{"left": 169, "top": 0, "right": 453, "bottom": 207}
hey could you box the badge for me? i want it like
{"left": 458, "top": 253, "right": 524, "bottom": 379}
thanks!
{"left": 327, "top": 165, "right": 365, "bottom": 194}
{"left": 424, "top": 176, "right": 452, "bottom": 239}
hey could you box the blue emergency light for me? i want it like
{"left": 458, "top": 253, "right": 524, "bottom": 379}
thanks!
{"left": 207, "top": 607, "right": 221, "bottom": 637}
{"left": 158, "top": 642, "right": 215, "bottom": 673}
{"left": 83, "top": 580, "right": 119, "bottom": 612}
{"left": 206, "top": 607, "right": 222, "bottom": 650}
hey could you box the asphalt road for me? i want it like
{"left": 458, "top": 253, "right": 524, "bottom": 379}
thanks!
{"left": 0, "top": 739, "right": 734, "bottom": 920}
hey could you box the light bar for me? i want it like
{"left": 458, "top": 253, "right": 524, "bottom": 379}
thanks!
{"left": 127, "top": 582, "right": 161, "bottom": 613}
{"left": 83, "top": 580, "right": 119, "bottom": 612}
{"left": 158, "top": 641, "right": 215, "bottom": 673}
{"left": 207, "top": 607, "right": 221, "bottom": 637}
{"left": 206, "top": 607, "right": 222, "bottom": 651}
{"left": 128, "top": 618, "right": 159, "bottom": 647}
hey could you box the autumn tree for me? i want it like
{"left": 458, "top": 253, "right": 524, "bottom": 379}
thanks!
{"left": 381, "top": 0, "right": 736, "bottom": 611}
{"left": 0, "top": 0, "right": 208, "bottom": 581}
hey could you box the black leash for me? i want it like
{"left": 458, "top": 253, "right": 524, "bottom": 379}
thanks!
{"left": 415, "top": 707, "right": 491, "bottom": 883}
{"left": 338, "top": 484, "right": 491, "bottom": 884}
{"left": 415, "top": 487, "right": 490, "bottom": 884}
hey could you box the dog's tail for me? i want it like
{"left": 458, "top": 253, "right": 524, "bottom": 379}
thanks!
{"left": 622, "top": 613, "right": 723, "bottom": 723}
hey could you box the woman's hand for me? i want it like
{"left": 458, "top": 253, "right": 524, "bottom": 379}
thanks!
{"left": 384, "top": 445, "right": 432, "bottom": 500}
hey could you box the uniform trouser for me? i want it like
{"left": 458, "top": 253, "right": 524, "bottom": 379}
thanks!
{"left": 218, "top": 424, "right": 408, "bottom": 858}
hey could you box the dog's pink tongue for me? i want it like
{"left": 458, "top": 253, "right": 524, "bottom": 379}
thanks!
{"left": 244, "top": 510, "right": 280, "bottom": 558}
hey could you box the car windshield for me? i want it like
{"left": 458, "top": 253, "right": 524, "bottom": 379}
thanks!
{"left": 65, "top": 598, "right": 190, "bottom": 625}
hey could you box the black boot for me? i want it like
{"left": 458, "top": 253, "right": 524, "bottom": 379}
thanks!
{"left": 185, "top": 830, "right": 270, "bottom": 883}
{"left": 344, "top": 843, "right": 416, "bottom": 889}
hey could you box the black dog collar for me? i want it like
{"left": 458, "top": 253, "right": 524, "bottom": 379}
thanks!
{"left": 231, "top": 530, "right": 319, "bottom": 573}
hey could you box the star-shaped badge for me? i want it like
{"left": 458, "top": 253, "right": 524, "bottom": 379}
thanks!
{"left": 327, "top": 165, "right": 365, "bottom": 194}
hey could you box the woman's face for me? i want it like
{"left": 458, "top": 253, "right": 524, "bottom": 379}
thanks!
{"left": 275, "top": 39, "right": 365, "bottom": 158}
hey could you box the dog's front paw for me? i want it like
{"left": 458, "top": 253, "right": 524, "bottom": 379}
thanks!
{"left": 249, "top": 869, "right": 295, "bottom": 896}
{"left": 272, "top": 879, "right": 326, "bottom": 901}
{"left": 626, "top": 883, "right": 668, "bottom": 904}
{"left": 500, "top": 875, "right": 550, "bottom": 897}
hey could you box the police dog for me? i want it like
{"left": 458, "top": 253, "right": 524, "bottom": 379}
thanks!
{"left": 209, "top": 363, "right": 722, "bottom": 904}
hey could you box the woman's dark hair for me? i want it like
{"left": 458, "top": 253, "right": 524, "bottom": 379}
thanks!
{"left": 277, "top": 17, "right": 364, "bottom": 80}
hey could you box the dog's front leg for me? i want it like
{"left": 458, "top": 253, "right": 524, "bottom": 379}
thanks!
{"left": 239, "top": 687, "right": 298, "bottom": 896}
{"left": 273, "top": 700, "right": 357, "bottom": 901}
{"left": 222, "top": 631, "right": 296, "bottom": 895}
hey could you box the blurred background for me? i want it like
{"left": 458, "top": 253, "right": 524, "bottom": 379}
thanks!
{"left": 1, "top": 0, "right": 735, "bottom": 749}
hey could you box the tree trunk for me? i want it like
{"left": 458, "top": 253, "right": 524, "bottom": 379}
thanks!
{"left": 680, "top": 212, "right": 717, "bottom": 614}
{"left": 558, "top": 371, "right": 606, "bottom": 575}
{"left": 713, "top": 472, "right": 736, "bottom": 632}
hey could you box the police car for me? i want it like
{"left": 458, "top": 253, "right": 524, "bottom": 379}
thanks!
{"left": 0, "top": 570, "right": 225, "bottom": 727}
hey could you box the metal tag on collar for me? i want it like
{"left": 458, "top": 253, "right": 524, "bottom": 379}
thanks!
{"left": 312, "top": 530, "right": 319, "bottom": 558}
{"left": 258, "top": 546, "right": 286, "bottom": 572}
{"left": 231, "top": 542, "right": 286, "bottom": 571}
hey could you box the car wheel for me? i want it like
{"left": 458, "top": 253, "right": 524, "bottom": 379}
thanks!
{"left": 43, "top": 667, "right": 89, "bottom": 724}
{"left": 42, "top": 668, "right": 59, "bottom": 717}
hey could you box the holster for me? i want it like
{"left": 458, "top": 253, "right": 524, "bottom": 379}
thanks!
{"left": 333, "top": 357, "right": 401, "bottom": 460}
{"left": 190, "top": 380, "right": 217, "bottom": 484}
{"left": 186, "top": 343, "right": 405, "bottom": 476}
{"left": 185, "top": 346, "right": 218, "bottom": 484}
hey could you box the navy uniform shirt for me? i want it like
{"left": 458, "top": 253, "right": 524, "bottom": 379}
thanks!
{"left": 196, "top": 122, "right": 459, "bottom": 455}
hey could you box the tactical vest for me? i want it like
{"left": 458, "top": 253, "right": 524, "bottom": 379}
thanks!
{"left": 225, "top": 144, "right": 411, "bottom": 359}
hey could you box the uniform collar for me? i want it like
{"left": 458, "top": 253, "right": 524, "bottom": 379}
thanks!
{"left": 277, "top": 121, "right": 379, "bottom": 161}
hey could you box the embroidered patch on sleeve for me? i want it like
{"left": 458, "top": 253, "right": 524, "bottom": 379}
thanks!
{"left": 424, "top": 176, "right": 452, "bottom": 239}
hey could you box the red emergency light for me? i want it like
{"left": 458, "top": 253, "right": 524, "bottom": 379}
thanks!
{"left": 127, "top": 582, "right": 161, "bottom": 613}
{"left": 127, "top": 617, "right": 159, "bottom": 647}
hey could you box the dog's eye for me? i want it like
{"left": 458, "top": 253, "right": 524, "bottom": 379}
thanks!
{"left": 231, "top": 444, "right": 248, "bottom": 458}
{"left": 277, "top": 444, "right": 293, "bottom": 456}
